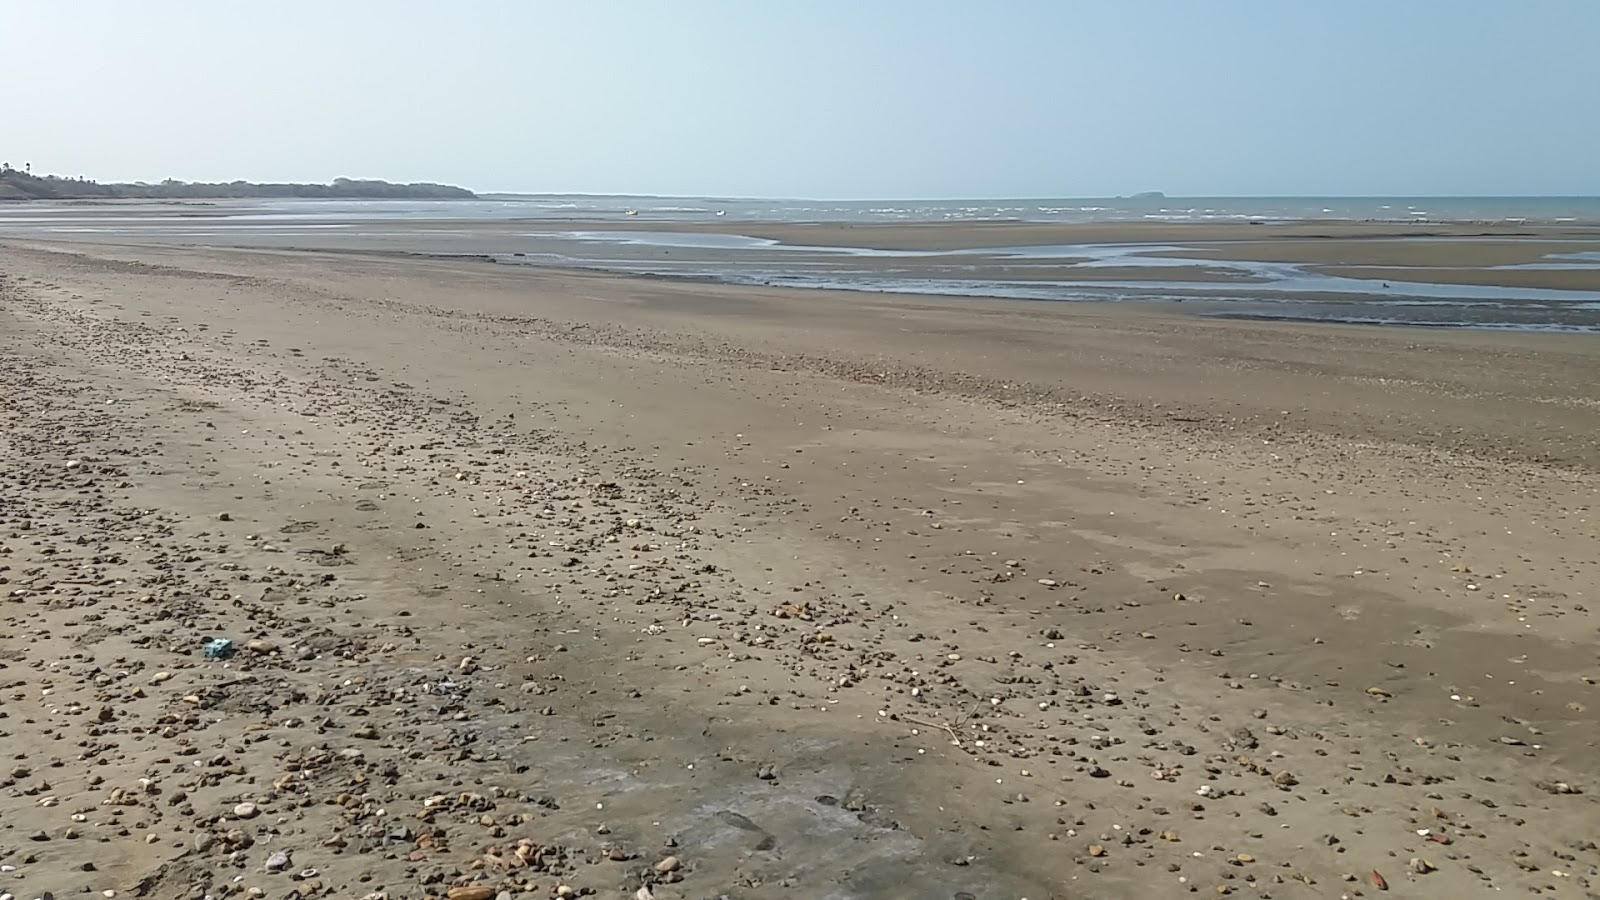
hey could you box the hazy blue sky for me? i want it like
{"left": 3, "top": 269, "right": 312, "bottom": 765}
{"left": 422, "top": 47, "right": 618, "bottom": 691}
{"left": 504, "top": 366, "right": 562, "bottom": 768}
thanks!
{"left": 5, "top": 1, "right": 1597, "bottom": 198}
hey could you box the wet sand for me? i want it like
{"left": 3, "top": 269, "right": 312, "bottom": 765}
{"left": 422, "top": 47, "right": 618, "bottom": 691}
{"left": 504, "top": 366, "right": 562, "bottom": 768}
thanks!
{"left": 3, "top": 240, "right": 1598, "bottom": 900}
{"left": 601, "top": 219, "right": 1600, "bottom": 251}
{"left": 6, "top": 208, "right": 1598, "bottom": 293}
{"left": 532, "top": 221, "right": 1600, "bottom": 292}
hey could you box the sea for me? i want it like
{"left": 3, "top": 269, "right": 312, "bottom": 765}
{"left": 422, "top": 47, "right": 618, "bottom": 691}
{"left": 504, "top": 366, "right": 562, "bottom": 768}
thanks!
{"left": 2, "top": 194, "right": 1598, "bottom": 330}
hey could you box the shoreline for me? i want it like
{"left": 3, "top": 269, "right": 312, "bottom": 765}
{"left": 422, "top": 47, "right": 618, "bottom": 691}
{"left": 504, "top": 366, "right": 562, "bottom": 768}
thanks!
{"left": 8, "top": 226, "right": 1600, "bottom": 331}
{"left": 4, "top": 209, "right": 1597, "bottom": 331}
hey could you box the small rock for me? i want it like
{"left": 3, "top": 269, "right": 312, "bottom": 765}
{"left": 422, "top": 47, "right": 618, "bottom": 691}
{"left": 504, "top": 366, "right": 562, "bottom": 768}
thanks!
{"left": 654, "top": 855, "right": 681, "bottom": 874}
{"left": 232, "top": 802, "right": 260, "bottom": 819}
{"left": 264, "top": 849, "right": 290, "bottom": 872}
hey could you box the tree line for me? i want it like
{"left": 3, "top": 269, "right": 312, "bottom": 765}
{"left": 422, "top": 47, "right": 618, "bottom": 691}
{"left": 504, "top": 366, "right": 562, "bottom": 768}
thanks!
{"left": 0, "top": 165, "right": 476, "bottom": 200}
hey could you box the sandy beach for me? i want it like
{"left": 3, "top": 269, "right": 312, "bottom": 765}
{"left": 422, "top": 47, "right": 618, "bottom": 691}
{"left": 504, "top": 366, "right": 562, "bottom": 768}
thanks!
{"left": 3, "top": 239, "right": 1598, "bottom": 900}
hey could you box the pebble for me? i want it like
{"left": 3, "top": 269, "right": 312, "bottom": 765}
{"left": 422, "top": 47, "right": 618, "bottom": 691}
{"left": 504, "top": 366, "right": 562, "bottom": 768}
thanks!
{"left": 264, "top": 849, "right": 291, "bottom": 871}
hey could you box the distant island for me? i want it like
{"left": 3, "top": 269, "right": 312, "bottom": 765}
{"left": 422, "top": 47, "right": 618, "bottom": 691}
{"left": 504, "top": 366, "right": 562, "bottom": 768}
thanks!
{"left": 1128, "top": 191, "right": 1166, "bottom": 199}
{"left": 0, "top": 164, "right": 475, "bottom": 201}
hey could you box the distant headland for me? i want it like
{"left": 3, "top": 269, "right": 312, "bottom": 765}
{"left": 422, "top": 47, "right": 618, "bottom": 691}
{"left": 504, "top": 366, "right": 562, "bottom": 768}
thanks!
{"left": 0, "top": 164, "right": 476, "bottom": 201}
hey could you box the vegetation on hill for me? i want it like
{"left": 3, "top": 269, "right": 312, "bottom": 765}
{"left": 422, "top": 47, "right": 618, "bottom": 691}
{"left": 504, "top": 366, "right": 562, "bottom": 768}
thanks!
{"left": 0, "top": 163, "right": 476, "bottom": 200}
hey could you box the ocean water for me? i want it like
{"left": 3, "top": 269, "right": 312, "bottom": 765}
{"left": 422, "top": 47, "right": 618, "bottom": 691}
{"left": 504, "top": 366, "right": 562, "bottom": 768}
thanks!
{"left": 480, "top": 194, "right": 1600, "bottom": 225}
{"left": 6, "top": 194, "right": 1599, "bottom": 226}
{"left": 2, "top": 195, "right": 1598, "bottom": 330}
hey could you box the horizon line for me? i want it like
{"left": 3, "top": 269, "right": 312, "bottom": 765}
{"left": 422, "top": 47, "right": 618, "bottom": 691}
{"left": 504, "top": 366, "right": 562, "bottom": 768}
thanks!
{"left": 476, "top": 191, "right": 1600, "bottom": 202}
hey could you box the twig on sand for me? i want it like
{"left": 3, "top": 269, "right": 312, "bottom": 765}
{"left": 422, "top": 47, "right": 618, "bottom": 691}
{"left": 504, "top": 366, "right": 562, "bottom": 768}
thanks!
{"left": 904, "top": 700, "right": 982, "bottom": 742}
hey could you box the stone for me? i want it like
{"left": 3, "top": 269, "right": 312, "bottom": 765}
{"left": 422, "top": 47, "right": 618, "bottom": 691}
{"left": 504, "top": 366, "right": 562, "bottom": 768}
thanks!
{"left": 232, "top": 802, "right": 260, "bottom": 819}
{"left": 264, "top": 849, "right": 291, "bottom": 871}
{"left": 654, "top": 855, "right": 681, "bottom": 873}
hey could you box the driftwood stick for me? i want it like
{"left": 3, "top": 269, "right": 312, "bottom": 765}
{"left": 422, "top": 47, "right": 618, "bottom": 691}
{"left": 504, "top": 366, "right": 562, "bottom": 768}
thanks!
{"left": 904, "top": 700, "right": 982, "bottom": 742}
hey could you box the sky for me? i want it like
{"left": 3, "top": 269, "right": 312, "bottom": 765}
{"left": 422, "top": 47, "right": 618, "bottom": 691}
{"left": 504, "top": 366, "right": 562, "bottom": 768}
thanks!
{"left": 4, "top": 1, "right": 1598, "bottom": 198}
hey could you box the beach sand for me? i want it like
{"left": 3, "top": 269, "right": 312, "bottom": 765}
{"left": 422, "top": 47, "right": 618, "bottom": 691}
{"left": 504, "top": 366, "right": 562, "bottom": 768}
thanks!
{"left": 3, "top": 240, "right": 1598, "bottom": 900}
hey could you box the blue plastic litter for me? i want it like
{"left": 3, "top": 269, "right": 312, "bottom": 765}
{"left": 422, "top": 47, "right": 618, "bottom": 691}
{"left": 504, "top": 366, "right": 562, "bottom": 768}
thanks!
{"left": 202, "top": 637, "right": 236, "bottom": 659}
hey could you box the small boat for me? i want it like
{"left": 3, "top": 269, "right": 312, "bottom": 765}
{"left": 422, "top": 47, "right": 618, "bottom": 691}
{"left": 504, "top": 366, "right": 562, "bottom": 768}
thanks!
{"left": 624, "top": 209, "right": 639, "bottom": 216}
